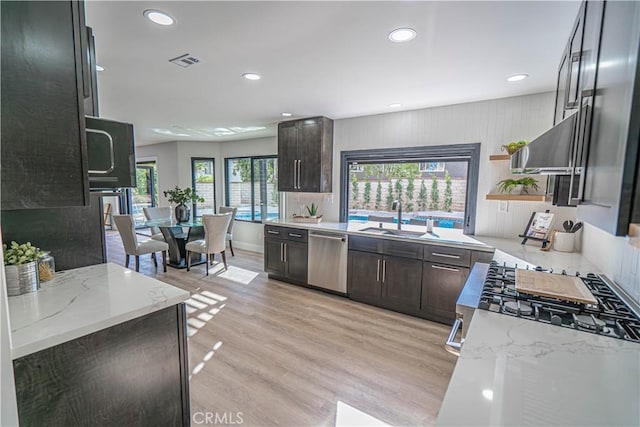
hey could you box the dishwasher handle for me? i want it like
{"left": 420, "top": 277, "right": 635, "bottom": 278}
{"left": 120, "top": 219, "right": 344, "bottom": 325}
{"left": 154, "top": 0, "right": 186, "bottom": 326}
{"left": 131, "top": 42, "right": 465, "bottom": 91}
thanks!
{"left": 309, "top": 233, "right": 346, "bottom": 242}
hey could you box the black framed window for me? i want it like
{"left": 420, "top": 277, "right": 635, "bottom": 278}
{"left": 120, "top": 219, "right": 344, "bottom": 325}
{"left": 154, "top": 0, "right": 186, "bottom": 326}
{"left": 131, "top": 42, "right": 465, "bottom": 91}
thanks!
{"left": 191, "top": 158, "right": 216, "bottom": 218}
{"left": 340, "top": 143, "right": 480, "bottom": 234}
{"left": 225, "top": 156, "right": 278, "bottom": 222}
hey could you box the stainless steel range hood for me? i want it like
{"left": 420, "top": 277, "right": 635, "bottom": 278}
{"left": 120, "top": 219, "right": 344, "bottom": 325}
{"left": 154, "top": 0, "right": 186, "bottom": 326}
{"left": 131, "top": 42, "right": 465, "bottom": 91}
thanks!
{"left": 510, "top": 109, "right": 580, "bottom": 175}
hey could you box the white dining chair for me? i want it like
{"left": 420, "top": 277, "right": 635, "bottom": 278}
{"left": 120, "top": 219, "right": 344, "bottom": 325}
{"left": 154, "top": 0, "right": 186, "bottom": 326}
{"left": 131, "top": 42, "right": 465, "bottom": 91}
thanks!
{"left": 218, "top": 206, "right": 238, "bottom": 256}
{"left": 143, "top": 206, "right": 172, "bottom": 241}
{"left": 185, "top": 213, "right": 232, "bottom": 275}
{"left": 113, "top": 215, "right": 169, "bottom": 272}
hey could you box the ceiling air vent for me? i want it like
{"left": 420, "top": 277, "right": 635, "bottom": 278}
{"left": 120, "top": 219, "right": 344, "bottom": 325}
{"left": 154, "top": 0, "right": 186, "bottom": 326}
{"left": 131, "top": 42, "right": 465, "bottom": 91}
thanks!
{"left": 169, "top": 53, "right": 201, "bottom": 68}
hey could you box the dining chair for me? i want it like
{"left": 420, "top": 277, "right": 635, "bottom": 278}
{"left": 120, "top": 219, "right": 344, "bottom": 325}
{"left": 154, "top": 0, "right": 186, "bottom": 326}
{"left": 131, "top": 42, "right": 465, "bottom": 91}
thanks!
{"left": 218, "top": 206, "right": 238, "bottom": 256}
{"left": 113, "top": 215, "right": 169, "bottom": 273}
{"left": 143, "top": 206, "right": 172, "bottom": 241}
{"left": 185, "top": 213, "right": 232, "bottom": 275}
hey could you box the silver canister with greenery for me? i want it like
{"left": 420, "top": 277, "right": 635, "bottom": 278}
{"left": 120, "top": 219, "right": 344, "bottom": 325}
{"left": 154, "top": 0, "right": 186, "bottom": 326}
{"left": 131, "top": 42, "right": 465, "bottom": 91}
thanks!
{"left": 3, "top": 241, "right": 43, "bottom": 296}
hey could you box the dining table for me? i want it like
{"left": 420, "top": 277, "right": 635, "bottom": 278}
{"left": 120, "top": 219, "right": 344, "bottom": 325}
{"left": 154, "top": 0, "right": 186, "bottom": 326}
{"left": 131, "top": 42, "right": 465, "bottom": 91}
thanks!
{"left": 144, "top": 218, "right": 206, "bottom": 269}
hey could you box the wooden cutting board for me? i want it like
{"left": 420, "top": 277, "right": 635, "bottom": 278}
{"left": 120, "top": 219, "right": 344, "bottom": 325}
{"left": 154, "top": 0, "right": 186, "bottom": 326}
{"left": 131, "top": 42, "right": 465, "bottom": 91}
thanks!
{"left": 515, "top": 269, "right": 598, "bottom": 305}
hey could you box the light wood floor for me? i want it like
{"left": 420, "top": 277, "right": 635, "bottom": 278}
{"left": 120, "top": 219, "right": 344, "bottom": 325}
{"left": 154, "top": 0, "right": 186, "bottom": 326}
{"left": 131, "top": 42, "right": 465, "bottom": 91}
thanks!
{"left": 105, "top": 230, "right": 456, "bottom": 426}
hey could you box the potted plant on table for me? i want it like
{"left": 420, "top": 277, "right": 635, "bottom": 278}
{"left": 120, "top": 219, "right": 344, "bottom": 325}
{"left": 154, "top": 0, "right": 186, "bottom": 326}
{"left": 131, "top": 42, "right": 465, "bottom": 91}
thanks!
{"left": 163, "top": 186, "right": 205, "bottom": 223}
{"left": 3, "top": 241, "right": 44, "bottom": 296}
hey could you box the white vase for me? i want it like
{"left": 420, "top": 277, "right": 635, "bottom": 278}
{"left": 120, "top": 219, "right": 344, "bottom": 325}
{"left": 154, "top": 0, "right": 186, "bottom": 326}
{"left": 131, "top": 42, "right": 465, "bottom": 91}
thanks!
{"left": 512, "top": 184, "right": 524, "bottom": 194}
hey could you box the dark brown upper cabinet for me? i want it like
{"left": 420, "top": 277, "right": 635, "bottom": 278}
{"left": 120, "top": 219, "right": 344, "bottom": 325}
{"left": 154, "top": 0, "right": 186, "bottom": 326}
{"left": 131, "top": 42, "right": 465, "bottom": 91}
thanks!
{"left": 1, "top": 1, "right": 90, "bottom": 209}
{"left": 277, "top": 117, "right": 333, "bottom": 192}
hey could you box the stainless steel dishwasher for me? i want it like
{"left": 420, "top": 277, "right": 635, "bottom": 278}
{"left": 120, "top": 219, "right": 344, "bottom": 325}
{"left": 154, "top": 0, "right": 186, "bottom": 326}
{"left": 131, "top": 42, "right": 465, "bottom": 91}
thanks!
{"left": 308, "top": 231, "right": 348, "bottom": 294}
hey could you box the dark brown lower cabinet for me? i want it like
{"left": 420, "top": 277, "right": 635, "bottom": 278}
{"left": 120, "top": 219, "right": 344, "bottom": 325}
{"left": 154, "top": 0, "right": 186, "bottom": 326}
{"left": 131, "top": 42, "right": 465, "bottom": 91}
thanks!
{"left": 347, "top": 250, "right": 382, "bottom": 305}
{"left": 382, "top": 256, "right": 422, "bottom": 315}
{"left": 13, "top": 304, "right": 190, "bottom": 427}
{"left": 347, "top": 250, "right": 422, "bottom": 316}
{"left": 421, "top": 262, "right": 470, "bottom": 324}
{"left": 264, "top": 227, "right": 308, "bottom": 286}
{"left": 285, "top": 240, "right": 308, "bottom": 284}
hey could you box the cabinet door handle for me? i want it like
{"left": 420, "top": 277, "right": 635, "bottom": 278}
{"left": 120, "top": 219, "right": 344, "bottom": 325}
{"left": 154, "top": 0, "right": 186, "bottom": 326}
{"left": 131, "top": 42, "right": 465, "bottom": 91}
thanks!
{"left": 382, "top": 260, "right": 387, "bottom": 282}
{"left": 280, "top": 242, "right": 284, "bottom": 262}
{"left": 288, "top": 233, "right": 303, "bottom": 238}
{"left": 267, "top": 230, "right": 280, "bottom": 235}
{"left": 293, "top": 160, "right": 298, "bottom": 189}
{"left": 432, "top": 252, "right": 461, "bottom": 259}
{"left": 297, "top": 160, "right": 302, "bottom": 189}
{"left": 86, "top": 129, "right": 115, "bottom": 174}
{"left": 283, "top": 243, "right": 287, "bottom": 263}
{"left": 431, "top": 264, "right": 460, "bottom": 273}
{"left": 376, "top": 259, "right": 380, "bottom": 282}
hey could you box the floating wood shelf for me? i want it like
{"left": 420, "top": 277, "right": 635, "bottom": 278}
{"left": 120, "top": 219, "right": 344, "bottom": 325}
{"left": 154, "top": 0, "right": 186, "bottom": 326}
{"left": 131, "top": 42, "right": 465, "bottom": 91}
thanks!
{"left": 489, "top": 154, "right": 511, "bottom": 161}
{"left": 485, "top": 194, "right": 550, "bottom": 202}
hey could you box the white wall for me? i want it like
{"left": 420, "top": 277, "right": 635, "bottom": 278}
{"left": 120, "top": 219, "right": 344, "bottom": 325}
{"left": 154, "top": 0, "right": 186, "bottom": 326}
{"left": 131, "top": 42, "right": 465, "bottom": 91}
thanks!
{"left": 136, "top": 141, "right": 179, "bottom": 206}
{"left": 136, "top": 137, "right": 277, "bottom": 253}
{"left": 579, "top": 223, "right": 640, "bottom": 303}
{"left": 285, "top": 92, "right": 576, "bottom": 237}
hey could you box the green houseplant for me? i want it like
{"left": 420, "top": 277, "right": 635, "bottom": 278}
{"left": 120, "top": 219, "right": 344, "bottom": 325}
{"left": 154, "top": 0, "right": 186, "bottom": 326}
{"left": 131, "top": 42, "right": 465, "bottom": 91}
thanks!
{"left": 306, "top": 203, "right": 319, "bottom": 218}
{"left": 3, "top": 241, "right": 44, "bottom": 296}
{"left": 497, "top": 177, "right": 541, "bottom": 194}
{"left": 163, "top": 186, "right": 205, "bottom": 223}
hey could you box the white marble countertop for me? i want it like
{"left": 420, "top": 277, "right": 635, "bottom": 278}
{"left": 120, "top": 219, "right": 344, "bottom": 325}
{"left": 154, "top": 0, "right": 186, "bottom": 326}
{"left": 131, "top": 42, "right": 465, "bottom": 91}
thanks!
{"left": 266, "top": 219, "right": 495, "bottom": 252}
{"left": 474, "top": 235, "right": 599, "bottom": 275}
{"left": 8, "top": 263, "right": 189, "bottom": 360}
{"left": 436, "top": 310, "right": 640, "bottom": 426}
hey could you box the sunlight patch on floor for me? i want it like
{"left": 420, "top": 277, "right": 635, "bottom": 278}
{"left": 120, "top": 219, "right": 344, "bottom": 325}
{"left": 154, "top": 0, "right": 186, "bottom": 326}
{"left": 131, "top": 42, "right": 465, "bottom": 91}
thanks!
{"left": 215, "top": 265, "right": 259, "bottom": 285}
{"left": 186, "top": 290, "right": 227, "bottom": 337}
{"left": 189, "top": 340, "right": 224, "bottom": 380}
{"left": 201, "top": 290, "right": 228, "bottom": 302}
{"left": 335, "top": 401, "right": 390, "bottom": 427}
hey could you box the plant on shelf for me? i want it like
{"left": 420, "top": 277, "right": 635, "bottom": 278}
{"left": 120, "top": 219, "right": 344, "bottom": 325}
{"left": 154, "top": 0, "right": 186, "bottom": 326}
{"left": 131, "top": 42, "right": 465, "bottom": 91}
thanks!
{"left": 497, "top": 177, "right": 541, "bottom": 194}
{"left": 500, "top": 140, "right": 529, "bottom": 155}
{"left": 163, "top": 186, "right": 205, "bottom": 223}
{"left": 306, "top": 203, "right": 319, "bottom": 218}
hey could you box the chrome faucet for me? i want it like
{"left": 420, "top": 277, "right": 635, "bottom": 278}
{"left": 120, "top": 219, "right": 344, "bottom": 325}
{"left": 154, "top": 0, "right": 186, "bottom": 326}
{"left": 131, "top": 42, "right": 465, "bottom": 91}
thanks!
{"left": 391, "top": 200, "right": 402, "bottom": 230}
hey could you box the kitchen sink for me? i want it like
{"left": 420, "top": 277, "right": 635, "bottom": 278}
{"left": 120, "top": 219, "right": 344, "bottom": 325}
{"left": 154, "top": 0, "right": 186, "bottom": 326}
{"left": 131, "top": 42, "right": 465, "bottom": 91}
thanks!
{"left": 358, "top": 227, "right": 426, "bottom": 239}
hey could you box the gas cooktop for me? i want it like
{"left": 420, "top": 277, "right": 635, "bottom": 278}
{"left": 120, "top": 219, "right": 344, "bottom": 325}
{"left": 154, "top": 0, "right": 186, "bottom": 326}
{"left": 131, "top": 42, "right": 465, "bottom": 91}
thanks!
{"left": 478, "top": 261, "right": 640, "bottom": 342}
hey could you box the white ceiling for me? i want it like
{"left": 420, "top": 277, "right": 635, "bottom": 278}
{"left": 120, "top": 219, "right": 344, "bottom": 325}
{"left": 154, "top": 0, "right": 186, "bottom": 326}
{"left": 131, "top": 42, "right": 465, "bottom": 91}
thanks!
{"left": 85, "top": 1, "right": 580, "bottom": 146}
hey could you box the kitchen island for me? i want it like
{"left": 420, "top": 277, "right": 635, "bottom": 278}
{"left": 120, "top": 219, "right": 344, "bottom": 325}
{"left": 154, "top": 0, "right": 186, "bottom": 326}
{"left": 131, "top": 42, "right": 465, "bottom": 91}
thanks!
{"left": 436, "top": 309, "right": 640, "bottom": 426}
{"left": 8, "top": 263, "right": 191, "bottom": 426}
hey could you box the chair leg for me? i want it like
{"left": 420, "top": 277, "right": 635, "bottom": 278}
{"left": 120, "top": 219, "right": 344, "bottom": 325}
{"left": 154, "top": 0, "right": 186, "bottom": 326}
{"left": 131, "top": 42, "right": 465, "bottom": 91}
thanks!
{"left": 135, "top": 256, "right": 140, "bottom": 272}
{"left": 206, "top": 254, "right": 209, "bottom": 276}
{"left": 221, "top": 250, "right": 228, "bottom": 270}
{"left": 151, "top": 252, "right": 157, "bottom": 267}
{"left": 162, "top": 251, "right": 167, "bottom": 273}
{"left": 125, "top": 254, "right": 130, "bottom": 269}
{"left": 187, "top": 251, "right": 191, "bottom": 271}
{"left": 209, "top": 253, "right": 214, "bottom": 265}
{"left": 229, "top": 240, "right": 235, "bottom": 256}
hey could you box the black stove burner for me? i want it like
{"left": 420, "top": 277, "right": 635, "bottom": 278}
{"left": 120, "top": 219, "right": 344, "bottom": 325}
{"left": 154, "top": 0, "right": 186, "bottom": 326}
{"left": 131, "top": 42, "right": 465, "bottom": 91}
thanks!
{"left": 503, "top": 301, "right": 533, "bottom": 316}
{"left": 574, "top": 315, "right": 608, "bottom": 333}
{"left": 479, "top": 261, "right": 640, "bottom": 343}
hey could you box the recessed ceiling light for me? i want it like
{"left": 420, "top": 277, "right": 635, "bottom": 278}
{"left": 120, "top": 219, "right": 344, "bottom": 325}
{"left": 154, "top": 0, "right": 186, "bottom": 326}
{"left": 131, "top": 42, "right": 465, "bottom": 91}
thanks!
{"left": 243, "top": 73, "right": 261, "bottom": 80}
{"left": 281, "top": 112, "right": 292, "bottom": 117}
{"left": 143, "top": 9, "right": 174, "bottom": 26}
{"left": 389, "top": 103, "right": 402, "bottom": 108}
{"left": 388, "top": 28, "right": 416, "bottom": 43}
{"left": 95, "top": 65, "right": 104, "bottom": 72}
{"left": 507, "top": 73, "right": 529, "bottom": 82}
